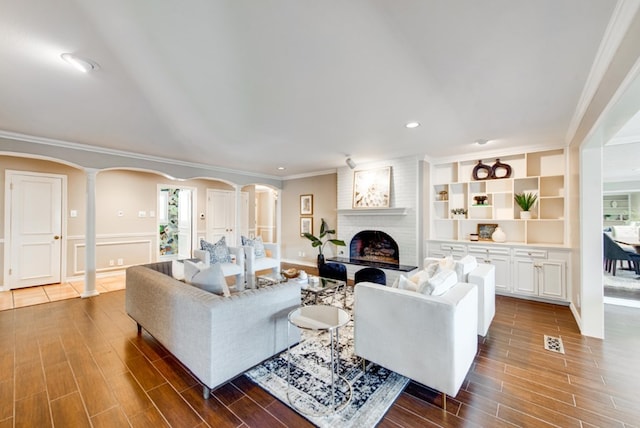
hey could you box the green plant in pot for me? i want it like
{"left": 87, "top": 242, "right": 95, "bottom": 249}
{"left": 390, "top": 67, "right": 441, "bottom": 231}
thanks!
{"left": 303, "top": 218, "right": 346, "bottom": 267}
{"left": 514, "top": 192, "right": 538, "bottom": 219}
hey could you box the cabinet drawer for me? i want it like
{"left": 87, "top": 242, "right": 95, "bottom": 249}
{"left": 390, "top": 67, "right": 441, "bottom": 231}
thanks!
{"left": 513, "top": 249, "right": 547, "bottom": 259}
{"left": 468, "top": 246, "right": 510, "bottom": 256}
{"left": 440, "top": 243, "right": 466, "bottom": 253}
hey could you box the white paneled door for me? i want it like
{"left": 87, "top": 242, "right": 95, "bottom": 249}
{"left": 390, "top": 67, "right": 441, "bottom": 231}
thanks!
{"left": 7, "top": 172, "right": 63, "bottom": 288}
{"left": 207, "top": 189, "right": 236, "bottom": 245}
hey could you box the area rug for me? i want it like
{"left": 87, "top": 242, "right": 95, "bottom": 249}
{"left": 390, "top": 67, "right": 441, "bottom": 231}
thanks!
{"left": 245, "top": 289, "right": 408, "bottom": 427}
{"left": 604, "top": 268, "right": 640, "bottom": 289}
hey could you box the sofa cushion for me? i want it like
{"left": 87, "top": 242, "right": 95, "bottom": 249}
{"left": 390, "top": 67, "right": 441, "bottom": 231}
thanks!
{"left": 420, "top": 269, "right": 457, "bottom": 296}
{"left": 184, "top": 260, "right": 230, "bottom": 297}
{"left": 242, "top": 236, "right": 266, "bottom": 258}
{"left": 200, "top": 237, "right": 232, "bottom": 264}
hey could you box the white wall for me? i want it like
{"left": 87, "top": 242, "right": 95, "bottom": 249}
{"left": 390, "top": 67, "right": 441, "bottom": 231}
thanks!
{"left": 336, "top": 156, "right": 424, "bottom": 270}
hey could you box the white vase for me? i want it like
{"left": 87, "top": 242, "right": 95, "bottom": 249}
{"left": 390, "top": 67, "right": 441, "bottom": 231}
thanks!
{"left": 520, "top": 211, "right": 532, "bottom": 220}
{"left": 492, "top": 226, "right": 506, "bottom": 242}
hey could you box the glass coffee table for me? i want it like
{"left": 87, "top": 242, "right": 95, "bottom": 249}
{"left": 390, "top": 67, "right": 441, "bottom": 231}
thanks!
{"left": 296, "top": 276, "right": 347, "bottom": 306}
{"left": 287, "top": 305, "right": 352, "bottom": 416}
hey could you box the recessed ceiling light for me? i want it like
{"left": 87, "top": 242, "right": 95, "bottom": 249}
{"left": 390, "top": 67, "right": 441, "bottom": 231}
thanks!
{"left": 405, "top": 122, "right": 420, "bottom": 129}
{"left": 60, "top": 53, "right": 99, "bottom": 73}
{"left": 475, "top": 139, "right": 489, "bottom": 145}
{"left": 277, "top": 166, "right": 286, "bottom": 170}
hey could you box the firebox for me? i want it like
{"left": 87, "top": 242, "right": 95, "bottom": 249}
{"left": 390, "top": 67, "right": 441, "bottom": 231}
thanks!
{"left": 349, "top": 230, "right": 399, "bottom": 265}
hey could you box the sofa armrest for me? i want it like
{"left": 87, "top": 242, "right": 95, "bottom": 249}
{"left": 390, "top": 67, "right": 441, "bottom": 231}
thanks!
{"left": 193, "top": 249, "right": 210, "bottom": 266}
{"left": 467, "top": 263, "right": 495, "bottom": 337}
{"left": 194, "top": 247, "right": 244, "bottom": 270}
{"left": 228, "top": 246, "right": 245, "bottom": 270}
{"left": 244, "top": 243, "right": 280, "bottom": 275}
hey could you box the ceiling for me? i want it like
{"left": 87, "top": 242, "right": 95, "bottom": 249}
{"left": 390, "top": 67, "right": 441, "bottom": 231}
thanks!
{"left": 0, "top": 0, "right": 629, "bottom": 177}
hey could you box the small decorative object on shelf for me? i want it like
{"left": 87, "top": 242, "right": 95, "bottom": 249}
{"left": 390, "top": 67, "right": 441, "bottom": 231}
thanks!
{"left": 438, "top": 190, "right": 448, "bottom": 201}
{"left": 451, "top": 208, "right": 468, "bottom": 219}
{"left": 491, "top": 226, "right": 506, "bottom": 242}
{"left": 478, "top": 223, "right": 498, "bottom": 241}
{"left": 473, "top": 195, "right": 488, "bottom": 205}
{"left": 470, "top": 233, "right": 479, "bottom": 241}
{"left": 514, "top": 192, "right": 538, "bottom": 220}
{"left": 491, "top": 159, "right": 512, "bottom": 179}
{"left": 472, "top": 160, "right": 492, "bottom": 180}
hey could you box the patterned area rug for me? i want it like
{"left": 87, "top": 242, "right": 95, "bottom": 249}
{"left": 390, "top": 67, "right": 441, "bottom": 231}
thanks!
{"left": 245, "top": 287, "right": 409, "bottom": 427}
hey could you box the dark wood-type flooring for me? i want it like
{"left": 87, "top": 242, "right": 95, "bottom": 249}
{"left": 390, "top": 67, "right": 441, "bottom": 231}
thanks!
{"left": 1, "top": 271, "right": 640, "bottom": 427}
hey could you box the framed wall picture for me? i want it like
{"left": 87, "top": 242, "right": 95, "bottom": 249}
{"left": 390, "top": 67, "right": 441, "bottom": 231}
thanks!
{"left": 300, "top": 217, "right": 313, "bottom": 237}
{"left": 352, "top": 166, "right": 391, "bottom": 208}
{"left": 300, "top": 194, "right": 313, "bottom": 215}
{"left": 477, "top": 223, "right": 498, "bottom": 241}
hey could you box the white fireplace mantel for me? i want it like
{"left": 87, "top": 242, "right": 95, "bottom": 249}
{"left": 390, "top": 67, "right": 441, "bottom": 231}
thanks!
{"left": 336, "top": 207, "right": 408, "bottom": 216}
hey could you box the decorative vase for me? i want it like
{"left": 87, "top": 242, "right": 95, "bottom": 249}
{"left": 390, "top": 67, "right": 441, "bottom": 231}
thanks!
{"left": 472, "top": 160, "right": 492, "bottom": 180}
{"left": 520, "top": 211, "right": 532, "bottom": 220}
{"left": 317, "top": 254, "right": 325, "bottom": 268}
{"left": 492, "top": 226, "right": 506, "bottom": 242}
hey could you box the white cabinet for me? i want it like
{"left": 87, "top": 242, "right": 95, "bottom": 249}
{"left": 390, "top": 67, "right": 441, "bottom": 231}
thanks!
{"left": 512, "top": 248, "right": 568, "bottom": 300}
{"left": 430, "top": 149, "right": 566, "bottom": 246}
{"left": 207, "top": 189, "right": 237, "bottom": 245}
{"left": 426, "top": 240, "right": 570, "bottom": 303}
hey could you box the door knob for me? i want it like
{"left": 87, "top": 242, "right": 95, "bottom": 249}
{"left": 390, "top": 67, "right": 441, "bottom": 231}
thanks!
{"left": 54, "top": 235, "right": 61, "bottom": 240}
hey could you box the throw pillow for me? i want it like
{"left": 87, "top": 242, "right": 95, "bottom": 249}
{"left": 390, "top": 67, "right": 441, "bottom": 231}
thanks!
{"left": 420, "top": 269, "right": 457, "bottom": 296}
{"left": 200, "top": 237, "right": 232, "bottom": 264}
{"left": 439, "top": 256, "right": 455, "bottom": 271}
{"left": 184, "top": 260, "right": 230, "bottom": 297}
{"left": 171, "top": 260, "right": 185, "bottom": 281}
{"left": 396, "top": 274, "right": 418, "bottom": 292}
{"left": 241, "top": 235, "right": 266, "bottom": 258}
{"left": 183, "top": 260, "right": 207, "bottom": 282}
{"left": 424, "top": 261, "right": 441, "bottom": 278}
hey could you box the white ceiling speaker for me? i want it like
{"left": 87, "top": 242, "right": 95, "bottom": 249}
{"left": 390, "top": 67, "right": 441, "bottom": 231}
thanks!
{"left": 346, "top": 157, "right": 357, "bottom": 169}
{"left": 61, "top": 53, "right": 100, "bottom": 73}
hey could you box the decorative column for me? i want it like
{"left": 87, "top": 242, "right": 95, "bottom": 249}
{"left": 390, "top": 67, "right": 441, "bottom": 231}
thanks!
{"left": 82, "top": 168, "right": 99, "bottom": 298}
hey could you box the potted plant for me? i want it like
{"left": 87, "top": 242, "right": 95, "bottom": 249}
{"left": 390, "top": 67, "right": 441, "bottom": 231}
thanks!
{"left": 303, "top": 218, "right": 346, "bottom": 267}
{"left": 514, "top": 192, "right": 538, "bottom": 219}
{"left": 450, "top": 208, "right": 467, "bottom": 219}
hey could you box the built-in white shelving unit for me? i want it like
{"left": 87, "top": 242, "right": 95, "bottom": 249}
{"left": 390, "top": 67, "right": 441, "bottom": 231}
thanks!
{"left": 430, "top": 149, "right": 566, "bottom": 246}
{"left": 603, "top": 193, "right": 630, "bottom": 226}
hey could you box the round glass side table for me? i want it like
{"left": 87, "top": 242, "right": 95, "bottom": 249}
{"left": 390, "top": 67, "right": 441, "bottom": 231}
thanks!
{"left": 287, "top": 304, "right": 352, "bottom": 416}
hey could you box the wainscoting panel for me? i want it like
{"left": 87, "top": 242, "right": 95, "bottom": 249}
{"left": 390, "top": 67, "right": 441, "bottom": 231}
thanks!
{"left": 73, "top": 238, "right": 153, "bottom": 275}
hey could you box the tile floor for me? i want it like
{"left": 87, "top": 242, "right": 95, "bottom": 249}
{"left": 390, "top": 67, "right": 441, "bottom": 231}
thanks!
{"left": 0, "top": 273, "right": 126, "bottom": 311}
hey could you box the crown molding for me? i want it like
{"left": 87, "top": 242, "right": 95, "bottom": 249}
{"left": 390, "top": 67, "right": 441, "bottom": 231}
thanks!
{"left": 281, "top": 169, "right": 337, "bottom": 180}
{"left": 565, "top": 0, "right": 640, "bottom": 145}
{"left": 0, "top": 129, "right": 283, "bottom": 181}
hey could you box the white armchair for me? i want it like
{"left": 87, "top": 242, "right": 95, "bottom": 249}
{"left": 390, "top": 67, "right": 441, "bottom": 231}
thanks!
{"left": 193, "top": 246, "right": 245, "bottom": 287}
{"left": 244, "top": 242, "right": 280, "bottom": 278}
{"left": 425, "top": 256, "right": 495, "bottom": 337}
{"left": 354, "top": 281, "right": 478, "bottom": 406}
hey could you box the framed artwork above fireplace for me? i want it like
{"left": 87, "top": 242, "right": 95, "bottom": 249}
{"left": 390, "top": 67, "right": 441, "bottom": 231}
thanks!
{"left": 353, "top": 166, "right": 391, "bottom": 208}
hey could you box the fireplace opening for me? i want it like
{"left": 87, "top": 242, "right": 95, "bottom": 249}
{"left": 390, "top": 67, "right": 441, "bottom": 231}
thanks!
{"left": 349, "top": 230, "right": 399, "bottom": 266}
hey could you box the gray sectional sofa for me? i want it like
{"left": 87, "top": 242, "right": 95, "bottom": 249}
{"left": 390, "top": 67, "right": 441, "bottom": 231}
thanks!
{"left": 125, "top": 261, "right": 301, "bottom": 398}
